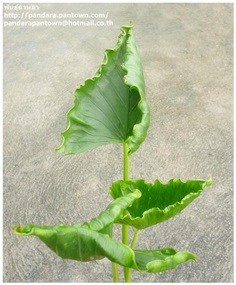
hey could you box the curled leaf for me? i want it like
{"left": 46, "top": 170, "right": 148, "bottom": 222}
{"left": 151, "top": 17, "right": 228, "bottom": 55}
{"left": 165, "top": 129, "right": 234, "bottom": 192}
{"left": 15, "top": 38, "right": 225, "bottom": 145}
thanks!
{"left": 12, "top": 188, "right": 195, "bottom": 272}
{"left": 13, "top": 225, "right": 196, "bottom": 272}
{"left": 110, "top": 178, "right": 212, "bottom": 229}
{"left": 13, "top": 224, "right": 130, "bottom": 262}
{"left": 134, "top": 248, "right": 196, "bottom": 273}
{"left": 13, "top": 190, "right": 141, "bottom": 262}
{"left": 56, "top": 24, "right": 150, "bottom": 155}
{"left": 80, "top": 189, "right": 141, "bottom": 232}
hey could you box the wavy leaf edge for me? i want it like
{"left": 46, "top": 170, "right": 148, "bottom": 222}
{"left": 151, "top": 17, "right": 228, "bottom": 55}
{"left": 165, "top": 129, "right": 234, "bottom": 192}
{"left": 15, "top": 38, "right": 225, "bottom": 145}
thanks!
{"left": 12, "top": 223, "right": 196, "bottom": 273}
{"left": 110, "top": 178, "right": 212, "bottom": 229}
{"left": 12, "top": 186, "right": 196, "bottom": 272}
{"left": 56, "top": 24, "right": 150, "bottom": 155}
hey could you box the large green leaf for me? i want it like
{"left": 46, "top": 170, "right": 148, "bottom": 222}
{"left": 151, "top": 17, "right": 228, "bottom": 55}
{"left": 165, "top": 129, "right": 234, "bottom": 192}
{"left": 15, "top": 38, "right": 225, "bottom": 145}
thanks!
{"left": 56, "top": 24, "right": 150, "bottom": 155}
{"left": 12, "top": 189, "right": 196, "bottom": 272}
{"left": 13, "top": 190, "right": 141, "bottom": 262}
{"left": 110, "top": 178, "right": 212, "bottom": 229}
{"left": 13, "top": 226, "right": 195, "bottom": 272}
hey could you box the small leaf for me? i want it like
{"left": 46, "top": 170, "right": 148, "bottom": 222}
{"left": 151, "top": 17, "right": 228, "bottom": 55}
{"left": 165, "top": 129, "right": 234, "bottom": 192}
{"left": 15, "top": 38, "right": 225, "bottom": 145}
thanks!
{"left": 56, "top": 24, "right": 150, "bottom": 155}
{"left": 134, "top": 248, "right": 196, "bottom": 273}
{"left": 110, "top": 178, "right": 212, "bottom": 229}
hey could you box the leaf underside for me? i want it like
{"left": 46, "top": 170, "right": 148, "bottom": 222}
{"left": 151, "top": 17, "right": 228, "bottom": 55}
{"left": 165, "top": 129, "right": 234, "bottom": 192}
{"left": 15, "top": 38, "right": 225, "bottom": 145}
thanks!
{"left": 110, "top": 178, "right": 212, "bottom": 229}
{"left": 56, "top": 24, "right": 150, "bottom": 155}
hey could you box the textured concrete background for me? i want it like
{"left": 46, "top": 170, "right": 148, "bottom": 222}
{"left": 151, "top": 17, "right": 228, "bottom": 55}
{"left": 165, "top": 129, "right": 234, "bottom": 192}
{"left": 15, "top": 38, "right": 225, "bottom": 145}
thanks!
{"left": 3, "top": 3, "right": 233, "bottom": 283}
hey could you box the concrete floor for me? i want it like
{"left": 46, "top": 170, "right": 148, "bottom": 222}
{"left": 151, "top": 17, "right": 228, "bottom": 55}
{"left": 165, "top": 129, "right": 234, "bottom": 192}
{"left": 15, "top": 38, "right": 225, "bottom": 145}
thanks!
{"left": 3, "top": 3, "right": 233, "bottom": 283}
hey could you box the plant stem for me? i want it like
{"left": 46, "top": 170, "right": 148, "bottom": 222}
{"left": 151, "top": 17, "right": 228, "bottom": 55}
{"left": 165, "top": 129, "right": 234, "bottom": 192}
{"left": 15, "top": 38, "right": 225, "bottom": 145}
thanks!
{"left": 123, "top": 142, "right": 129, "bottom": 180}
{"left": 123, "top": 229, "right": 139, "bottom": 282}
{"left": 112, "top": 262, "right": 119, "bottom": 282}
{"left": 131, "top": 229, "right": 140, "bottom": 249}
{"left": 123, "top": 142, "right": 131, "bottom": 282}
{"left": 111, "top": 142, "right": 130, "bottom": 282}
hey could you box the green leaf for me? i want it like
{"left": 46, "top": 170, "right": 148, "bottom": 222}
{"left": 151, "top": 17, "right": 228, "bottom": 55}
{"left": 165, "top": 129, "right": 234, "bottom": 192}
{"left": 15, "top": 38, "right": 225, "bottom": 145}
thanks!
{"left": 134, "top": 248, "right": 196, "bottom": 273}
{"left": 56, "top": 24, "right": 150, "bottom": 155}
{"left": 12, "top": 188, "right": 196, "bottom": 272}
{"left": 12, "top": 224, "right": 131, "bottom": 262}
{"left": 12, "top": 190, "right": 141, "bottom": 262}
{"left": 134, "top": 248, "right": 197, "bottom": 273}
{"left": 80, "top": 189, "right": 141, "bottom": 232}
{"left": 110, "top": 178, "right": 212, "bottom": 229}
{"left": 12, "top": 225, "right": 196, "bottom": 272}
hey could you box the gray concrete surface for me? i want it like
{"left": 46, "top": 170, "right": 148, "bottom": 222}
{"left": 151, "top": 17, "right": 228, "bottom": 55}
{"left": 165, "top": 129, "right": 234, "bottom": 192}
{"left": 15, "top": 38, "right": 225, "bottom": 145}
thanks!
{"left": 3, "top": 3, "right": 233, "bottom": 283}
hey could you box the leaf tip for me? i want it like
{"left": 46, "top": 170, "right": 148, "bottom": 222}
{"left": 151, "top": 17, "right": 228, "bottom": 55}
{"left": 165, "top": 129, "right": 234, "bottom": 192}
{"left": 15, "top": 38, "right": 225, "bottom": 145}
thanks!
{"left": 12, "top": 225, "right": 23, "bottom": 234}
{"left": 174, "top": 251, "right": 197, "bottom": 266}
{"left": 205, "top": 177, "right": 213, "bottom": 187}
{"left": 55, "top": 135, "right": 66, "bottom": 153}
{"left": 184, "top": 251, "right": 197, "bottom": 262}
{"left": 133, "top": 189, "right": 142, "bottom": 199}
{"left": 11, "top": 225, "right": 18, "bottom": 233}
{"left": 55, "top": 146, "right": 61, "bottom": 153}
{"left": 12, "top": 224, "right": 34, "bottom": 235}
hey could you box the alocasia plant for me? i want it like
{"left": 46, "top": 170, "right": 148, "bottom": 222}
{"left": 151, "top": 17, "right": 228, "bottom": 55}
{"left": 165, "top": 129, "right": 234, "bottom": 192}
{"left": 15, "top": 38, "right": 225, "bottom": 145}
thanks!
{"left": 12, "top": 24, "right": 212, "bottom": 282}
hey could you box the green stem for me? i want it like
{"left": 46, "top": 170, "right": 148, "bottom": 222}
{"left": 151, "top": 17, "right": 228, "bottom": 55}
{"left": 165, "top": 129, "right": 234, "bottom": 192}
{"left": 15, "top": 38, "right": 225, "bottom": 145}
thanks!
{"left": 123, "top": 229, "right": 140, "bottom": 282}
{"left": 122, "top": 224, "right": 129, "bottom": 244}
{"left": 111, "top": 142, "right": 131, "bottom": 282}
{"left": 123, "top": 142, "right": 131, "bottom": 282}
{"left": 112, "top": 262, "right": 119, "bottom": 282}
{"left": 123, "top": 142, "right": 129, "bottom": 180}
{"left": 131, "top": 229, "right": 140, "bottom": 249}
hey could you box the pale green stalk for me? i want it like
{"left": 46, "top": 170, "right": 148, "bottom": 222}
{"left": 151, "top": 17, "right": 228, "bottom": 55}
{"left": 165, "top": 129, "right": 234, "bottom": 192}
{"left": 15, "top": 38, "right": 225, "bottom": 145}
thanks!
{"left": 111, "top": 142, "right": 130, "bottom": 282}
{"left": 123, "top": 142, "right": 131, "bottom": 282}
{"left": 112, "top": 262, "right": 119, "bottom": 282}
{"left": 131, "top": 229, "right": 140, "bottom": 249}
